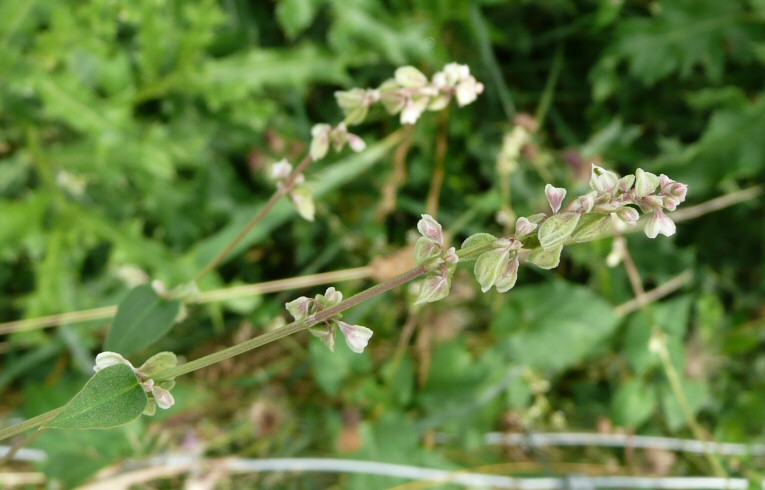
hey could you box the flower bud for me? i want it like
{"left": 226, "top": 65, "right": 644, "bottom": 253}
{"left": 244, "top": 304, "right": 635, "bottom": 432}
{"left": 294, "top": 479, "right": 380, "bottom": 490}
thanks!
{"left": 635, "top": 168, "right": 660, "bottom": 197}
{"left": 270, "top": 159, "right": 292, "bottom": 180}
{"left": 400, "top": 96, "right": 430, "bottom": 125}
{"left": 515, "top": 217, "right": 538, "bottom": 238}
{"left": 589, "top": 164, "right": 619, "bottom": 194}
{"left": 417, "top": 214, "right": 444, "bottom": 246}
{"left": 338, "top": 321, "right": 374, "bottom": 354}
{"left": 151, "top": 385, "right": 175, "bottom": 409}
{"left": 290, "top": 185, "right": 315, "bottom": 221}
{"left": 644, "top": 209, "right": 676, "bottom": 238}
{"left": 442, "top": 246, "right": 459, "bottom": 264}
{"left": 322, "top": 287, "right": 343, "bottom": 307}
{"left": 544, "top": 184, "right": 566, "bottom": 214}
{"left": 455, "top": 77, "right": 484, "bottom": 107}
{"left": 495, "top": 255, "right": 520, "bottom": 293}
{"left": 415, "top": 269, "right": 451, "bottom": 304}
{"left": 618, "top": 175, "right": 635, "bottom": 193}
{"left": 94, "top": 352, "right": 134, "bottom": 372}
{"left": 285, "top": 296, "right": 312, "bottom": 320}
{"left": 310, "top": 325, "right": 335, "bottom": 352}
{"left": 615, "top": 206, "right": 640, "bottom": 225}
{"left": 347, "top": 133, "right": 366, "bottom": 152}
{"left": 310, "top": 124, "right": 332, "bottom": 161}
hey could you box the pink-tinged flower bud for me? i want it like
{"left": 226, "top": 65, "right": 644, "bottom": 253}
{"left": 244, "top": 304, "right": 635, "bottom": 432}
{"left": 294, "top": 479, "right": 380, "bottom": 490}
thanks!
{"left": 400, "top": 96, "right": 429, "bottom": 125}
{"left": 285, "top": 296, "right": 312, "bottom": 320}
{"left": 270, "top": 159, "right": 292, "bottom": 180}
{"left": 544, "top": 184, "right": 567, "bottom": 214}
{"left": 515, "top": 216, "right": 538, "bottom": 238}
{"left": 663, "top": 196, "right": 681, "bottom": 211}
{"left": 442, "top": 63, "right": 470, "bottom": 85}
{"left": 615, "top": 207, "right": 640, "bottom": 225}
{"left": 455, "top": 77, "right": 483, "bottom": 107}
{"left": 618, "top": 175, "right": 635, "bottom": 193}
{"left": 347, "top": 133, "right": 366, "bottom": 153}
{"left": 635, "top": 168, "right": 660, "bottom": 197}
{"left": 417, "top": 214, "right": 444, "bottom": 246}
{"left": 442, "top": 247, "right": 459, "bottom": 264}
{"left": 415, "top": 271, "right": 451, "bottom": 304}
{"left": 323, "top": 287, "right": 343, "bottom": 307}
{"left": 395, "top": 66, "right": 428, "bottom": 88}
{"left": 152, "top": 385, "right": 175, "bottom": 409}
{"left": 589, "top": 164, "right": 620, "bottom": 193}
{"left": 310, "top": 124, "right": 332, "bottom": 161}
{"left": 338, "top": 321, "right": 374, "bottom": 354}
{"left": 640, "top": 195, "right": 663, "bottom": 211}
{"left": 94, "top": 352, "right": 134, "bottom": 372}
{"left": 567, "top": 192, "right": 596, "bottom": 214}
{"left": 644, "top": 209, "right": 676, "bottom": 238}
{"left": 495, "top": 255, "right": 520, "bottom": 293}
{"left": 310, "top": 325, "right": 335, "bottom": 352}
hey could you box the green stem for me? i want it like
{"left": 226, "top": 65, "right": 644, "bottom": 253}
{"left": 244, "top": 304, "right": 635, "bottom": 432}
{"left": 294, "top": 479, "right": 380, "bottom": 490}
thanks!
{"left": 0, "top": 407, "right": 64, "bottom": 442}
{"left": 160, "top": 240, "right": 497, "bottom": 381}
{"left": 159, "top": 264, "right": 430, "bottom": 380}
{"left": 654, "top": 332, "right": 728, "bottom": 478}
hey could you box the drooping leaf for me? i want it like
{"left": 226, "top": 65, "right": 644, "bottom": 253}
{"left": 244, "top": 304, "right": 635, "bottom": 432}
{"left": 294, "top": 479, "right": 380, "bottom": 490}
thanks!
{"left": 527, "top": 244, "right": 563, "bottom": 270}
{"left": 104, "top": 285, "right": 181, "bottom": 355}
{"left": 45, "top": 364, "right": 147, "bottom": 430}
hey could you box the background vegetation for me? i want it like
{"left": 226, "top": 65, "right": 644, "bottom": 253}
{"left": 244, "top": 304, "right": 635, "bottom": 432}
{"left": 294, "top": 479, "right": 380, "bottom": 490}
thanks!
{"left": 1, "top": 0, "right": 763, "bottom": 487}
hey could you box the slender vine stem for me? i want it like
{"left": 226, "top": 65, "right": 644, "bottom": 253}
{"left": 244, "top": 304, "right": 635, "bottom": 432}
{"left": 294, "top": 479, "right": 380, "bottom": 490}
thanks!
{"left": 194, "top": 153, "right": 314, "bottom": 283}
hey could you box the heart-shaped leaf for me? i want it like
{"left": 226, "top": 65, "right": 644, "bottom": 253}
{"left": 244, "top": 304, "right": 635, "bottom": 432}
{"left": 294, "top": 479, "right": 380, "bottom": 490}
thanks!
{"left": 45, "top": 364, "right": 147, "bottom": 430}
{"left": 105, "top": 285, "right": 181, "bottom": 355}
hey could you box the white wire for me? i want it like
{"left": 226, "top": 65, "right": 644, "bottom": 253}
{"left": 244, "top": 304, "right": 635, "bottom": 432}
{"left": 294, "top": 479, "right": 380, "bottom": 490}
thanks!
{"left": 146, "top": 456, "right": 763, "bottom": 489}
{"left": 479, "top": 432, "right": 765, "bottom": 456}
{"left": 0, "top": 445, "right": 48, "bottom": 462}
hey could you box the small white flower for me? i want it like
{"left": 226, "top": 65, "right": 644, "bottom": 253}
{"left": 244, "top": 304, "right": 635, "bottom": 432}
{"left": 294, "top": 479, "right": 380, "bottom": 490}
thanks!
{"left": 347, "top": 133, "right": 366, "bottom": 152}
{"left": 338, "top": 321, "right": 374, "bottom": 354}
{"left": 151, "top": 385, "right": 175, "bottom": 409}
{"left": 270, "top": 159, "right": 293, "bottom": 180}
{"left": 94, "top": 352, "right": 134, "bottom": 372}
{"left": 310, "top": 124, "right": 332, "bottom": 161}
{"left": 455, "top": 77, "right": 484, "bottom": 107}
{"left": 644, "top": 209, "right": 676, "bottom": 238}
{"left": 323, "top": 287, "right": 343, "bottom": 306}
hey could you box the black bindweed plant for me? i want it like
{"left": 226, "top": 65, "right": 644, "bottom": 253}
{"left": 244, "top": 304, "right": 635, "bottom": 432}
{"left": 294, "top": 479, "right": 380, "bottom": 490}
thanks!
{"left": 0, "top": 63, "right": 687, "bottom": 443}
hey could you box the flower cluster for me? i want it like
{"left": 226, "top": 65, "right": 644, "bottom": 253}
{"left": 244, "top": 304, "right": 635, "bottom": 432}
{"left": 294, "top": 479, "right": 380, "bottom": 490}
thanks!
{"left": 331, "top": 62, "right": 484, "bottom": 130}
{"left": 413, "top": 214, "right": 459, "bottom": 304}
{"left": 285, "top": 287, "right": 373, "bottom": 354}
{"left": 450, "top": 165, "right": 688, "bottom": 295}
{"left": 270, "top": 159, "right": 315, "bottom": 221}
{"left": 309, "top": 123, "right": 367, "bottom": 161}
{"left": 94, "top": 351, "right": 177, "bottom": 415}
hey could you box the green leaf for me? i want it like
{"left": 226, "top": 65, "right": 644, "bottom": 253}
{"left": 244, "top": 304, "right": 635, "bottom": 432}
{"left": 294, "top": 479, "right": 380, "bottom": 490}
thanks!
{"left": 611, "top": 378, "right": 657, "bottom": 428}
{"left": 572, "top": 213, "right": 611, "bottom": 243}
{"left": 45, "top": 364, "right": 147, "bottom": 430}
{"left": 276, "top": 0, "right": 323, "bottom": 39}
{"left": 459, "top": 232, "right": 497, "bottom": 260}
{"left": 473, "top": 249, "right": 509, "bottom": 293}
{"left": 537, "top": 212, "right": 580, "bottom": 249}
{"left": 495, "top": 282, "right": 620, "bottom": 372}
{"left": 527, "top": 244, "right": 563, "bottom": 270}
{"left": 104, "top": 285, "right": 181, "bottom": 355}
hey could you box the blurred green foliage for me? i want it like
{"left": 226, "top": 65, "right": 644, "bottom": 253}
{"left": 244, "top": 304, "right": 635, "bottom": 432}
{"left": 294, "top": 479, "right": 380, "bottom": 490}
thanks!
{"left": 1, "top": 0, "right": 764, "bottom": 486}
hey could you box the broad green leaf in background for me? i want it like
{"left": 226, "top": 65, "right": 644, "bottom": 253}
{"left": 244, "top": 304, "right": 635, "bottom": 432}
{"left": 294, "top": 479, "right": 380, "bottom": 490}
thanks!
{"left": 493, "top": 282, "right": 620, "bottom": 372}
{"left": 611, "top": 378, "right": 657, "bottom": 428}
{"left": 44, "top": 364, "right": 147, "bottom": 430}
{"left": 104, "top": 285, "right": 181, "bottom": 355}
